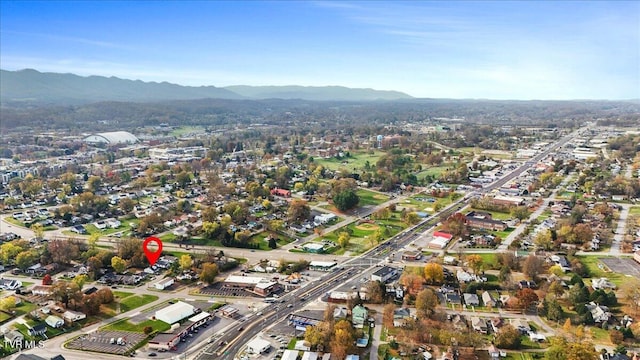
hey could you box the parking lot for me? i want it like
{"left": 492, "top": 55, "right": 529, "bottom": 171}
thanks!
{"left": 66, "top": 330, "right": 146, "bottom": 355}
{"left": 600, "top": 258, "right": 640, "bottom": 278}
{"left": 199, "top": 283, "right": 258, "bottom": 297}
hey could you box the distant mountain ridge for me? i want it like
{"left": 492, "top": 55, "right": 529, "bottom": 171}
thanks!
{"left": 0, "top": 69, "right": 412, "bottom": 105}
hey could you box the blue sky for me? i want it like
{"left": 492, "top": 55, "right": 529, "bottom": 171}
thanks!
{"left": 1, "top": 1, "right": 638, "bottom": 100}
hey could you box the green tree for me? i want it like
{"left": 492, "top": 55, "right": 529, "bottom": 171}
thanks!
{"left": 404, "top": 211, "right": 420, "bottom": 225}
{"left": 202, "top": 221, "right": 221, "bottom": 239}
{"left": 510, "top": 206, "right": 531, "bottom": 221}
{"left": 31, "top": 223, "right": 45, "bottom": 239}
{"left": 0, "top": 296, "right": 16, "bottom": 311}
{"left": 332, "top": 190, "right": 360, "bottom": 211}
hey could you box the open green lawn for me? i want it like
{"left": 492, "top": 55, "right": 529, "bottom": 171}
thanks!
{"left": 82, "top": 218, "right": 140, "bottom": 236}
{"left": 588, "top": 326, "right": 611, "bottom": 343}
{"left": 577, "top": 255, "right": 626, "bottom": 286}
{"left": 170, "top": 126, "right": 206, "bottom": 137}
{"left": 159, "top": 232, "right": 177, "bottom": 242}
{"left": 416, "top": 165, "right": 451, "bottom": 180}
{"left": 466, "top": 253, "right": 498, "bottom": 269}
{"left": 103, "top": 318, "right": 170, "bottom": 333}
{"left": 113, "top": 291, "right": 134, "bottom": 299}
{"left": 314, "top": 150, "right": 386, "bottom": 172}
{"left": 14, "top": 301, "right": 37, "bottom": 317}
{"left": 315, "top": 215, "right": 407, "bottom": 255}
{"left": 630, "top": 206, "right": 640, "bottom": 215}
{"left": 248, "top": 231, "right": 295, "bottom": 250}
{"left": 119, "top": 294, "right": 159, "bottom": 313}
{"left": 0, "top": 312, "right": 12, "bottom": 323}
{"left": 356, "top": 189, "right": 390, "bottom": 206}
{"left": 470, "top": 208, "right": 512, "bottom": 220}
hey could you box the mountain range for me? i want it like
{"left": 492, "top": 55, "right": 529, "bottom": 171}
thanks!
{"left": 0, "top": 69, "right": 412, "bottom": 106}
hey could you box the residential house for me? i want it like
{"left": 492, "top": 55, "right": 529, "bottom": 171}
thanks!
{"left": 393, "top": 308, "right": 412, "bottom": 327}
{"left": 445, "top": 293, "right": 462, "bottom": 305}
{"left": 31, "top": 285, "right": 53, "bottom": 296}
{"left": 487, "top": 344, "right": 500, "bottom": 359}
{"left": 489, "top": 317, "right": 504, "bottom": 333}
{"left": 518, "top": 280, "right": 537, "bottom": 289}
{"left": 351, "top": 305, "right": 368, "bottom": 329}
{"left": 62, "top": 310, "right": 86, "bottom": 322}
{"left": 587, "top": 303, "right": 612, "bottom": 323}
{"left": 45, "top": 315, "right": 64, "bottom": 328}
{"left": 333, "top": 307, "right": 348, "bottom": 320}
{"left": 0, "top": 278, "right": 21, "bottom": 290}
{"left": 471, "top": 317, "right": 488, "bottom": 334}
{"left": 592, "top": 278, "right": 616, "bottom": 290}
{"left": 5, "top": 330, "right": 24, "bottom": 344}
{"left": 511, "top": 319, "right": 531, "bottom": 334}
{"left": 463, "top": 293, "right": 480, "bottom": 306}
{"left": 27, "top": 323, "right": 47, "bottom": 337}
{"left": 482, "top": 291, "right": 498, "bottom": 307}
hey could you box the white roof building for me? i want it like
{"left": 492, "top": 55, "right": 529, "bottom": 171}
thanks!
{"left": 282, "top": 350, "right": 300, "bottom": 360}
{"left": 84, "top": 131, "right": 139, "bottom": 144}
{"left": 155, "top": 301, "right": 195, "bottom": 324}
{"left": 246, "top": 337, "right": 271, "bottom": 354}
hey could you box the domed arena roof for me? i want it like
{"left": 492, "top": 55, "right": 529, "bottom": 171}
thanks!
{"left": 84, "top": 131, "right": 139, "bottom": 144}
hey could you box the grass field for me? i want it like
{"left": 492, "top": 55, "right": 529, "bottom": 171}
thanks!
{"left": 416, "top": 165, "right": 453, "bottom": 180}
{"left": 577, "top": 255, "right": 626, "bottom": 286}
{"left": 630, "top": 206, "right": 640, "bottom": 215}
{"left": 314, "top": 150, "right": 386, "bottom": 172}
{"left": 317, "top": 215, "right": 406, "bottom": 255}
{"left": 356, "top": 189, "right": 390, "bottom": 206}
{"left": 119, "top": 294, "right": 158, "bottom": 313}
{"left": 103, "top": 318, "right": 170, "bottom": 333}
{"left": 170, "top": 126, "right": 206, "bottom": 137}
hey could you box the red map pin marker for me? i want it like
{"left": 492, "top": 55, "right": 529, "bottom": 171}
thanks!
{"left": 143, "top": 236, "right": 163, "bottom": 266}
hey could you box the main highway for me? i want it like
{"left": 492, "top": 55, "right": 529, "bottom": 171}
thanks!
{"left": 196, "top": 127, "right": 582, "bottom": 360}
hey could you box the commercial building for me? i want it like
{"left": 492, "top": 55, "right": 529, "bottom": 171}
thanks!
{"left": 246, "top": 338, "right": 271, "bottom": 354}
{"left": 309, "top": 261, "right": 337, "bottom": 271}
{"left": 155, "top": 301, "right": 196, "bottom": 325}
{"left": 154, "top": 277, "right": 175, "bottom": 290}
{"left": 371, "top": 266, "right": 398, "bottom": 283}
{"left": 465, "top": 211, "right": 508, "bottom": 231}
{"left": 148, "top": 311, "right": 213, "bottom": 351}
{"left": 223, "top": 275, "right": 279, "bottom": 296}
{"left": 428, "top": 231, "right": 453, "bottom": 249}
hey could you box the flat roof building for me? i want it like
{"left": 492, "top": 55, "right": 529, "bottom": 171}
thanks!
{"left": 155, "top": 301, "right": 195, "bottom": 325}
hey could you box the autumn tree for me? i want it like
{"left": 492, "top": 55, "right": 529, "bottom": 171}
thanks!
{"left": 495, "top": 324, "right": 521, "bottom": 349}
{"left": 337, "top": 231, "right": 350, "bottom": 249}
{"left": 15, "top": 251, "right": 37, "bottom": 270}
{"left": 383, "top": 303, "right": 395, "bottom": 328}
{"left": 522, "top": 254, "right": 544, "bottom": 280}
{"left": 466, "top": 254, "right": 484, "bottom": 274}
{"left": 42, "top": 274, "right": 53, "bottom": 285}
{"left": 51, "top": 281, "right": 82, "bottom": 309}
{"left": 365, "top": 281, "right": 385, "bottom": 304}
{"left": 0, "top": 296, "right": 16, "bottom": 311}
{"left": 545, "top": 337, "right": 598, "bottom": 360}
{"left": 443, "top": 212, "right": 466, "bottom": 238}
{"left": 179, "top": 255, "right": 193, "bottom": 272}
{"left": 403, "top": 212, "right": 420, "bottom": 225}
{"left": 330, "top": 319, "right": 356, "bottom": 360}
{"left": 111, "top": 256, "right": 127, "bottom": 274}
{"left": 72, "top": 274, "right": 88, "bottom": 289}
{"left": 48, "top": 238, "right": 81, "bottom": 265}
{"left": 287, "top": 199, "right": 311, "bottom": 223}
{"left": 399, "top": 273, "right": 424, "bottom": 295}
{"left": 423, "top": 263, "right": 444, "bottom": 285}
{"left": 415, "top": 288, "right": 438, "bottom": 319}
{"left": 534, "top": 229, "right": 554, "bottom": 250}
{"left": 517, "top": 288, "right": 539, "bottom": 311}
{"left": 200, "top": 262, "right": 219, "bottom": 285}
{"left": 117, "top": 237, "right": 146, "bottom": 267}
